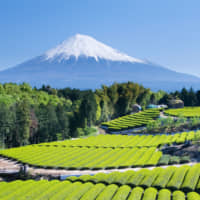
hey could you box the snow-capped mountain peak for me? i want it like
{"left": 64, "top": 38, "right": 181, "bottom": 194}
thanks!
{"left": 45, "top": 34, "right": 144, "bottom": 63}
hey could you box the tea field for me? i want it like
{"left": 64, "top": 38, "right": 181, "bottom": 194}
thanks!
{"left": 67, "top": 164, "right": 200, "bottom": 192}
{"left": 38, "top": 131, "right": 200, "bottom": 148}
{"left": 101, "top": 109, "right": 160, "bottom": 131}
{"left": 0, "top": 179, "right": 200, "bottom": 200}
{"left": 0, "top": 132, "right": 199, "bottom": 169}
{"left": 164, "top": 107, "right": 200, "bottom": 117}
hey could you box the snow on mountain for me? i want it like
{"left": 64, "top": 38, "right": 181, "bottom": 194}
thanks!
{"left": 45, "top": 34, "right": 144, "bottom": 63}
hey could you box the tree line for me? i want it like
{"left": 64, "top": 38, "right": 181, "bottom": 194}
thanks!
{"left": 0, "top": 82, "right": 199, "bottom": 148}
{"left": 159, "top": 87, "right": 200, "bottom": 106}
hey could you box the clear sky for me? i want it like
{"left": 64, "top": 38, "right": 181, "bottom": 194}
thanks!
{"left": 0, "top": 0, "right": 200, "bottom": 76}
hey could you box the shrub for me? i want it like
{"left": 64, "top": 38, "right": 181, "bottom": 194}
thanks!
{"left": 172, "top": 190, "right": 185, "bottom": 200}
{"left": 187, "top": 192, "right": 200, "bottom": 200}
{"left": 169, "top": 156, "right": 180, "bottom": 165}
{"left": 80, "top": 183, "right": 106, "bottom": 200}
{"left": 167, "top": 166, "right": 189, "bottom": 190}
{"left": 158, "top": 154, "right": 170, "bottom": 165}
{"left": 157, "top": 189, "right": 171, "bottom": 200}
{"left": 112, "top": 185, "right": 131, "bottom": 200}
{"left": 142, "top": 187, "right": 157, "bottom": 200}
{"left": 96, "top": 184, "right": 119, "bottom": 200}
{"left": 127, "top": 187, "right": 144, "bottom": 200}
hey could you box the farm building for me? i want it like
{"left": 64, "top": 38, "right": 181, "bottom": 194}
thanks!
{"left": 146, "top": 104, "right": 159, "bottom": 109}
{"left": 146, "top": 104, "right": 168, "bottom": 109}
{"left": 131, "top": 104, "right": 142, "bottom": 113}
{"left": 169, "top": 99, "right": 184, "bottom": 108}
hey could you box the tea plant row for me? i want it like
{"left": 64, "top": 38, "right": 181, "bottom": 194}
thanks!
{"left": 38, "top": 131, "right": 200, "bottom": 148}
{"left": 101, "top": 109, "right": 160, "bottom": 131}
{"left": 67, "top": 164, "right": 200, "bottom": 192}
{"left": 0, "top": 146, "right": 162, "bottom": 169}
{"left": 0, "top": 180, "right": 199, "bottom": 200}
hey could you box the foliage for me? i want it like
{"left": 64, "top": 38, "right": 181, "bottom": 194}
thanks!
{"left": 164, "top": 107, "right": 200, "bottom": 117}
{"left": 37, "top": 131, "right": 200, "bottom": 148}
{"left": 102, "top": 109, "right": 160, "bottom": 131}
{"left": 66, "top": 164, "right": 200, "bottom": 192}
{"left": 146, "top": 114, "right": 200, "bottom": 134}
{"left": 0, "top": 132, "right": 198, "bottom": 170}
{"left": 0, "top": 176, "right": 200, "bottom": 199}
{"left": 0, "top": 146, "right": 162, "bottom": 169}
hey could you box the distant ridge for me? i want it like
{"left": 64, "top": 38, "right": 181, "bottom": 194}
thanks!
{"left": 0, "top": 34, "right": 200, "bottom": 91}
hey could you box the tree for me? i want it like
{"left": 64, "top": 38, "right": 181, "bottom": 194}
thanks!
{"left": 35, "top": 104, "right": 49, "bottom": 143}
{"left": 150, "top": 93, "right": 157, "bottom": 104}
{"left": 15, "top": 99, "right": 30, "bottom": 146}
{"left": 29, "top": 109, "right": 38, "bottom": 144}
{"left": 188, "top": 88, "right": 197, "bottom": 106}
{"left": 56, "top": 104, "right": 70, "bottom": 139}
{"left": 158, "top": 94, "right": 172, "bottom": 105}
{"left": 79, "top": 91, "right": 97, "bottom": 127}
{"left": 196, "top": 90, "right": 200, "bottom": 106}
{"left": 180, "top": 88, "right": 189, "bottom": 106}
{"left": 0, "top": 103, "right": 15, "bottom": 148}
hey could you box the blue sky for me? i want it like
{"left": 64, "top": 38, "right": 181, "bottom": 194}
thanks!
{"left": 0, "top": 0, "right": 200, "bottom": 76}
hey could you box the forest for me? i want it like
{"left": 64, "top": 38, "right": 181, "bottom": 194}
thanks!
{"left": 0, "top": 82, "right": 199, "bottom": 148}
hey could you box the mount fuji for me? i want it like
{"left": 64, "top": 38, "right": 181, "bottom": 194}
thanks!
{"left": 1, "top": 34, "right": 200, "bottom": 91}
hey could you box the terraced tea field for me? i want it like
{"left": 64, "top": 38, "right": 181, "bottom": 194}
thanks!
{"left": 37, "top": 131, "right": 200, "bottom": 148}
{"left": 164, "top": 107, "right": 200, "bottom": 117}
{"left": 1, "top": 129, "right": 200, "bottom": 199}
{"left": 101, "top": 109, "right": 160, "bottom": 131}
{"left": 0, "top": 146, "right": 162, "bottom": 169}
{"left": 0, "top": 132, "right": 199, "bottom": 170}
{"left": 0, "top": 179, "right": 199, "bottom": 200}
{"left": 67, "top": 164, "right": 200, "bottom": 192}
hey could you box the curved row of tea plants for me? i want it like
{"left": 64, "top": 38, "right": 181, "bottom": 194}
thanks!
{"left": 0, "top": 146, "right": 162, "bottom": 169}
{"left": 101, "top": 109, "right": 160, "bottom": 131}
{"left": 164, "top": 107, "right": 200, "bottom": 118}
{"left": 0, "top": 180, "right": 199, "bottom": 200}
{"left": 38, "top": 131, "right": 200, "bottom": 148}
{"left": 67, "top": 164, "right": 200, "bottom": 192}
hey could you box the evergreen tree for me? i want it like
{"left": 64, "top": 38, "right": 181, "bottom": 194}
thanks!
{"left": 56, "top": 104, "right": 70, "bottom": 139}
{"left": 188, "top": 88, "right": 197, "bottom": 106}
{"left": 0, "top": 103, "right": 15, "bottom": 148}
{"left": 15, "top": 99, "right": 30, "bottom": 146}
{"left": 79, "top": 91, "right": 97, "bottom": 127}
{"left": 196, "top": 90, "right": 200, "bottom": 106}
{"left": 180, "top": 88, "right": 189, "bottom": 106}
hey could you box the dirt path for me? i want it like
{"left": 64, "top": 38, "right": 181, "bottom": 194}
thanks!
{"left": 0, "top": 156, "right": 197, "bottom": 177}
{"left": 160, "top": 111, "right": 178, "bottom": 119}
{"left": 0, "top": 158, "right": 20, "bottom": 173}
{"left": 28, "top": 162, "right": 197, "bottom": 177}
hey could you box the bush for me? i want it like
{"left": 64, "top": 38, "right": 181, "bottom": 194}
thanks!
{"left": 157, "top": 189, "right": 171, "bottom": 200}
{"left": 142, "top": 187, "right": 157, "bottom": 200}
{"left": 127, "top": 187, "right": 144, "bottom": 200}
{"left": 187, "top": 192, "right": 200, "bottom": 200}
{"left": 169, "top": 156, "right": 180, "bottom": 165}
{"left": 172, "top": 190, "right": 185, "bottom": 200}
{"left": 181, "top": 164, "right": 200, "bottom": 192}
{"left": 180, "top": 156, "right": 190, "bottom": 164}
{"left": 96, "top": 184, "right": 118, "bottom": 200}
{"left": 167, "top": 166, "right": 189, "bottom": 190}
{"left": 112, "top": 185, "right": 131, "bottom": 200}
{"left": 80, "top": 183, "right": 106, "bottom": 200}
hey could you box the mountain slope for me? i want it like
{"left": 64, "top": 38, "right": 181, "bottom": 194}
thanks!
{"left": 0, "top": 34, "right": 200, "bottom": 91}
